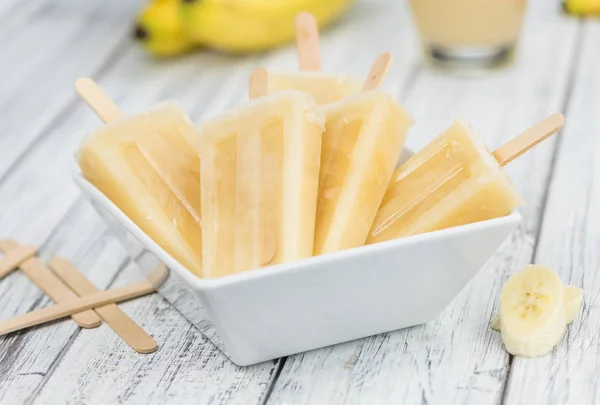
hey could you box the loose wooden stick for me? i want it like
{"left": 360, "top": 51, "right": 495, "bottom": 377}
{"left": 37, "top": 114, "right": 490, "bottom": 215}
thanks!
{"left": 0, "top": 281, "right": 156, "bottom": 336}
{"left": 0, "top": 244, "right": 36, "bottom": 280}
{"left": 295, "top": 12, "right": 322, "bottom": 71}
{"left": 0, "top": 241, "right": 101, "bottom": 328}
{"left": 362, "top": 52, "right": 394, "bottom": 92}
{"left": 493, "top": 113, "right": 565, "bottom": 166}
{"left": 249, "top": 68, "right": 269, "bottom": 100}
{"left": 49, "top": 258, "right": 157, "bottom": 354}
{"left": 75, "top": 78, "right": 125, "bottom": 123}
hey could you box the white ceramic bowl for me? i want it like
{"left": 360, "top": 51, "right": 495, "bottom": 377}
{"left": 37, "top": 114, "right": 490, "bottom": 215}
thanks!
{"left": 73, "top": 166, "right": 520, "bottom": 366}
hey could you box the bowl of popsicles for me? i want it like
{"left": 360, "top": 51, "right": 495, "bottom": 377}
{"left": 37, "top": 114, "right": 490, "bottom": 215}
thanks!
{"left": 73, "top": 14, "right": 564, "bottom": 365}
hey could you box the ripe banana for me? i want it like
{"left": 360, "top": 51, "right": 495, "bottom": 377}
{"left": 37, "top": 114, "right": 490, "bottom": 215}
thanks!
{"left": 179, "top": 0, "right": 354, "bottom": 53}
{"left": 134, "top": 0, "right": 197, "bottom": 57}
{"left": 499, "top": 265, "right": 568, "bottom": 358}
{"left": 564, "top": 0, "right": 600, "bottom": 15}
{"left": 490, "top": 285, "right": 583, "bottom": 331}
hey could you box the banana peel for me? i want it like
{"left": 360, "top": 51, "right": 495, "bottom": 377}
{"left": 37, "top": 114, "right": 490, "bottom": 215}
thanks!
{"left": 135, "top": 0, "right": 354, "bottom": 57}
{"left": 564, "top": 0, "right": 600, "bottom": 15}
{"left": 134, "top": 0, "right": 197, "bottom": 57}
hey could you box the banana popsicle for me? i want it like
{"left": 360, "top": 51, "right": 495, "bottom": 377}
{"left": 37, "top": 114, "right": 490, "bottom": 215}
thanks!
{"left": 314, "top": 90, "right": 413, "bottom": 255}
{"left": 266, "top": 13, "right": 363, "bottom": 105}
{"left": 78, "top": 100, "right": 203, "bottom": 276}
{"left": 368, "top": 115, "right": 565, "bottom": 244}
{"left": 199, "top": 90, "right": 324, "bottom": 278}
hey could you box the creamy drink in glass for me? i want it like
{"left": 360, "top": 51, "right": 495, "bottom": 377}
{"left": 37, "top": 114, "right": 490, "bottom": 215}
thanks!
{"left": 409, "top": 0, "right": 527, "bottom": 69}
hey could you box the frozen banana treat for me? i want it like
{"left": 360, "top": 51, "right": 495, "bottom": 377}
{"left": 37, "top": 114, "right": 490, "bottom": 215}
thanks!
{"left": 199, "top": 91, "right": 324, "bottom": 278}
{"left": 368, "top": 120, "right": 524, "bottom": 244}
{"left": 79, "top": 102, "right": 203, "bottom": 276}
{"left": 314, "top": 91, "right": 412, "bottom": 255}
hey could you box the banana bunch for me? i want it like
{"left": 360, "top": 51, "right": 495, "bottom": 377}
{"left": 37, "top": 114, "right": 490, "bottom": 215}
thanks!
{"left": 134, "top": 0, "right": 354, "bottom": 57}
{"left": 490, "top": 265, "right": 583, "bottom": 358}
{"left": 564, "top": 0, "right": 600, "bottom": 15}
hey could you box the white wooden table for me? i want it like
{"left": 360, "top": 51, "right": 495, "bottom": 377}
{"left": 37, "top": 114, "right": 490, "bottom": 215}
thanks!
{"left": 0, "top": 1, "right": 597, "bottom": 403}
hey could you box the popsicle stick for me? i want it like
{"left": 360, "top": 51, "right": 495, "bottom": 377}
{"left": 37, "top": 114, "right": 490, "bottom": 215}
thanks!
{"left": 362, "top": 52, "right": 394, "bottom": 92}
{"left": 295, "top": 12, "right": 322, "bottom": 71}
{"left": 0, "top": 244, "right": 36, "bottom": 280}
{"left": 147, "top": 262, "right": 169, "bottom": 287}
{"left": 493, "top": 113, "right": 565, "bottom": 166}
{"left": 75, "top": 78, "right": 125, "bottom": 123}
{"left": 249, "top": 67, "right": 269, "bottom": 100}
{"left": 0, "top": 241, "right": 102, "bottom": 328}
{"left": 0, "top": 281, "right": 156, "bottom": 336}
{"left": 49, "top": 258, "right": 157, "bottom": 354}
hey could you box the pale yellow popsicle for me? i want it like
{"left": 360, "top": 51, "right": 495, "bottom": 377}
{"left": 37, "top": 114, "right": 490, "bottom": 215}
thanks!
{"left": 267, "top": 73, "right": 363, "bottom": 105}
{"left": 264, "top": 13, "right": 363, "bottom": 105}
{"left": 368, "top": 120, "right": 524, "bottom": 244}
{"left": 199, "top": 90, "right": 324, "bottom": 278}
{"left": 78, "top": 102, "right": 203, "bottom": 276}
{"left": 314, "top": 90, "right": 413, "bottom": 255}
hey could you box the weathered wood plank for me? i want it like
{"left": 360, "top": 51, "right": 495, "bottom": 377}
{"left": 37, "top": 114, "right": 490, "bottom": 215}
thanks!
{"left": 0, "top": 18, "right": 275, "bottom": 404}
{"left": 267, "top": 1, "right": 580, "bottom": 403}
{"left": 0, "top": 207, "right": 129, "bottom": 405}
{"left": 0, "top": 46, "right": 270, "bottom": 402}
{"left": 29, "top": 203, "right": 277, "bottom": 405}
{"left": 0, "top": 0, "right": 140, "bottom": 178}
{"left": 503, "top": 21, "right": 600, "bottom": 405}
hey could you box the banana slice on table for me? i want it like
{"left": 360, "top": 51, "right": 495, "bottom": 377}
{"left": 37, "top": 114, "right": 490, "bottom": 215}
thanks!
{"left": 490, "top": 284, "right": 583, "bottom": 332}
{"left": 499, "top": 265, "right": 567, "bottom": 357}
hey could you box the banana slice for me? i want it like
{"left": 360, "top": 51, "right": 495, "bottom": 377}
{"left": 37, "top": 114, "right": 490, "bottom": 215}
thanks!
{"left": 565, "top": 285, "right": 584, "bottom": 323}
{"left": 499, "top": 265, "right": 567, "bottom": 357}
{"left": 490, "top": 284, "right": 583, "bottom": 332}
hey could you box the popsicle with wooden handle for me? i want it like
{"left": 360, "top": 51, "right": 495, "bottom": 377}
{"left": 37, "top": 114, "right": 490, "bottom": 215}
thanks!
{"left": 75, "top": 79, "right": 203, "bottom": 277}
{"left": 312, "top": 53, "right": 414, "bottom": 255}
{"left": 263, "top": 12, "right": 364, "bottom": 104}
{"left": 202, "top": 72, "right": 325, "bottom": 277}
{"left": 368, "top": 114, "right": 565, "bottom": 244}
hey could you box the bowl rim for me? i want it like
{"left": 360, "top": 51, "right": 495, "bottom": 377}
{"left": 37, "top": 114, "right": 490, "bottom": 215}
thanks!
{"left": 73, "top": 172, "right": 522, "bottom": 290}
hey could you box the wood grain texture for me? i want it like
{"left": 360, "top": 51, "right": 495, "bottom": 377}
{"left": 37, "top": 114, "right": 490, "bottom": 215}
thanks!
{"left": 0, "top": 1, "right": 139, "bottom": 179}
{"left": 0, "top": 4, "right": 274, "bottom": 402}
{"left": 34, "top": 250, "right": 277, "bottom": 405}
{"left": 502, "top": 21, "right": 600, "bottom": 405}
{"left": 0, "top": 206, "right": 130, "bottom": 405}
{"left": 267, "top": 1, "right": 581, "bottom": 403}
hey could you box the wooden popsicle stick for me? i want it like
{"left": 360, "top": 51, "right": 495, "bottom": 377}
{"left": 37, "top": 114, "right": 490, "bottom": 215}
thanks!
{"left": 0, "top": 241, "right": 101, "bottom": 328}
{"left": 75, "top": 78, "right": 125, "bottom": 123}
{"left": 295, "top": 12, "right": 322, "bottom": 71}
{"left": 493, "top": 113, "right": 565, "bottom": 166}
{"left": 0, "top": 281, "right": 156, "bottom": 337}
{"left": 249, "top": 67, "right": 269, "bottom": 100}
{"left": 0, "top": 244, "right": 36, "bottom": 280}
{"left": 362, "top": 52, "right": 394, "bottom": 92}
{"left": 48, "top": 258, "right": 157, "bottom": 353}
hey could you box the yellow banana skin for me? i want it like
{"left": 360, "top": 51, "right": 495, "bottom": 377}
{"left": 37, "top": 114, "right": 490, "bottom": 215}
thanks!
{"left": 179, "top": 0, "right": 354, "bottom": 53}
{"left": 135, "top": 0, "right": 198, "bottom": 57}
{"left": 564, "top": 0, "right": 600, "bottom": 15}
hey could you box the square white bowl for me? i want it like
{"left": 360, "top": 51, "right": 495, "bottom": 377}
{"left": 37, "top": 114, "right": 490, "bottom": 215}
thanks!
{"left": 73, "top": 167, "right": 520, "bottom": 366}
